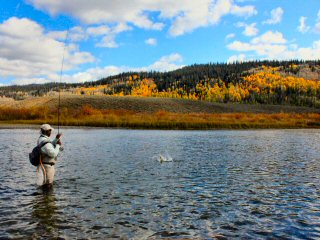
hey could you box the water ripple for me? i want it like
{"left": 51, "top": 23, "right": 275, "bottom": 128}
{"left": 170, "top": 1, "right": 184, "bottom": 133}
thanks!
{"left": 0, "top": 129, "right": 319, "bottom": 239}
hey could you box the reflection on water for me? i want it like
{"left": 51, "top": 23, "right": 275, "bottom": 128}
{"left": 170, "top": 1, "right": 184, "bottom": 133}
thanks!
{"left": 0, "top": 129, "right": 320, "bottom": 239}
{"left": 31, "top": 186, "right": 58, "bottom": 239}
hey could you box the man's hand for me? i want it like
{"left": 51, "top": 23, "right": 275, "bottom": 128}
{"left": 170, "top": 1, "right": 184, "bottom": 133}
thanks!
{"left": 57, "top": 139, "right": 62, "bottom": 146}
{"left": 56, "top": 133, "right": 62, "bottom": 139}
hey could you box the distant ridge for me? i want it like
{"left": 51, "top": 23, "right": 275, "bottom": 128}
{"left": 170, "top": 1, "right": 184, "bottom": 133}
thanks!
{"left": 1, "top": 60, "right": 319, "bottom": 91}
{"left": 0, "top": 60, "right": 319, "bottom": 108}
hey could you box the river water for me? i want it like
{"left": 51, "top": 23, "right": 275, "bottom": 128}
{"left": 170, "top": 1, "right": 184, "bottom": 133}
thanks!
{"left": 0, "top": 129, "right": 319, "bottom": 239}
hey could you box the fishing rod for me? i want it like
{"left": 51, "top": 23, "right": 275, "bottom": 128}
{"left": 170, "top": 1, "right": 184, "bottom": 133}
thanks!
{"left": 58, "top": 29, "right": 69, "bottom": 134}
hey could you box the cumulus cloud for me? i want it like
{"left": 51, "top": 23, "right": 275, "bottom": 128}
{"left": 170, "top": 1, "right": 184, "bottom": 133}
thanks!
{"left": 47, "top": 26, "right": 88, "bottom": 42}
{"left": 145, "top": 38, "right": 157, "bottom": 46}
{"left": 236, "top": 22, "right": 258, "bottom": 36}
{"left": 27, "top": 0, "right": 165, "bottom": 29}
{"left": 64, "top": 54, "right": 184, "bottom": 83}
{"left": 11, "top": 53, "right": 184, "bottom": 85}
{"left": 297, "top": 16, "right": 310, "bottom": 33}
{"left": 93, "top": 23, "right": 132, "bottom": 48}
{"left": 244, "top": 23, "right": 258, "bottom": 36}
{"left": 47, "top": 30, "right": 67, "bottom": 40}
{"left": 11, "top": 77, "right": 52, "bottom": 85}
{"left": 227, "top": 30, "right": 320, "bottom": 60}
{"left": 87, "top": 25, "right": 110, "bottom": 36}
{"left": 68, "top": 26, "right": 87, "bottom": 42}
{"left": 227, "top": 54, "right": 246, "bottom": 63}
{"left": 0, "top": 17, "right": 94, "bottom": 81}
{"left": 263, "top": 7, "right": 283, "bottom": 25}
{"left": 168, "top": 0, "right": 257, "bottom": 36}
{"left": 48, "top": 23, "right": 132, "bottom": 48}
{"left": 251, "top": 31, "right": 286, "bottom": 44}
{"left": 144, "top": 53, "right": 184, "bottom": 72}
{"left": 27, "top": 0, "right": 256, "bottom": 37}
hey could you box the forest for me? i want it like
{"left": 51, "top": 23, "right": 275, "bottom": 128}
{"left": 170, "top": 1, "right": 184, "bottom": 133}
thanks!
{"left": 1, "top": 60, "right": 319, "bottom": 107}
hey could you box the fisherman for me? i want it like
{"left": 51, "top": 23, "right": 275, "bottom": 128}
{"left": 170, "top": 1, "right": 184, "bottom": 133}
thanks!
{"left": 38, "top": 124, "right": 62, "bottom": 186}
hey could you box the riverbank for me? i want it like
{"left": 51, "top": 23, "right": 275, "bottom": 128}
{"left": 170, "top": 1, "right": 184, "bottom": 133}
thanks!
{"left": 0, "top": 96, "right": 319, "bottom": 129}
{"left": 0, "top": 112, "right": 319, "bottom": 129}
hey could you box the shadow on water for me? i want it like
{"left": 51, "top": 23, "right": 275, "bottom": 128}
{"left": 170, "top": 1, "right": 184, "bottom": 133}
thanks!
{"left": 30, "top": 185, "right": 62, "bottom": 240}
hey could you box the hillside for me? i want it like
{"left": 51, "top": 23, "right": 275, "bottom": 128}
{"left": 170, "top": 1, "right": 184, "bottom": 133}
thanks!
{"left": 0, "top": 60, "right": 319, "bottom": 107}
{"left": 0, "top": 95, "right": 319, "bottom": 114}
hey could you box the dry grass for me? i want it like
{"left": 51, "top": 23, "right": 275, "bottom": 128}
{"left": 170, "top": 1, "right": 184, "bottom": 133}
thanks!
{"left": 0, "top": 95, "right": 319, "bottom": 129}
{"left": 1, "top": 95, "right": 319, "bottom": 114}
{"left": 0, "top": 104, "right": 319, "bottom": 129}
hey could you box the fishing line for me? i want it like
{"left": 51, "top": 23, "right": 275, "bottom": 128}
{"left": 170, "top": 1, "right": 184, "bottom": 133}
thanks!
{"left": 58, "top": 29, "right": 69, "bottom": 134}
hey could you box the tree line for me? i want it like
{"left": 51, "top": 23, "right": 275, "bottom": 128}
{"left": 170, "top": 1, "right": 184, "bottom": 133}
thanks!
{"left": 0, "top": 60, "right": 319, "bottom": 107}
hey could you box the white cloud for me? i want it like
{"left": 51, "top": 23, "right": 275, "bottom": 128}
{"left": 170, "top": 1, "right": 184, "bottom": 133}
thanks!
{"left": 228, "top": 41, "right": 251, "bottom": 51}
{"left": 145, "top": 38, "right": 157, "bottom": 46}
{"left": 10, "top": 53, "right": 184, "bottom": 85}
{"left": 27, "top": 0, "right": 166, "bottom": 29}
{"left": 0, "top": 17, "right": 94, "bottom": 81}
{"left": 113, "top": 23, "right": 133, "bottom": 34}
{"left": 169, "top": 0, "right": 257, "bottom": 36}
{"left": 244, "top": 23, "right": 258, "bottom": 36}
{"left": 97, "top": 35, "right": 119, "bottom": 48}
{"left": 87, "top": 25, "right": 110, "bottom": 36}
{"left": 228, "top": 33, "right": 288, "bottom": 57}
{"left": 226, "top": 33, "right": 236, "bottom": 39}
{"left": 47, "top": 26, "right": 88, "bottom": 42}
{"left": 144, "top": 53, "right": 184, "bottom": 72}
{"left": 227, "top": 30, "right": 320, "bottom": 60}
{"left": 227, "top": 54, "right": 246, "bottom": 63}
{"left": 68, "top": 26, "right": 87, "bottom": 42}
{"left": 49, "top": 23, "right": 132, "bottom": 48}
{"left": 93, "top": 23, "right": 132, "bottom": 48}
{"left": 27, "top": 0, "right": 256, "bottom": 37}
{"left": 11, "top": 77, "right": 51, "bottom": 85}
{"left": 236, "top": 22, "right": 258, "bottom": 36}
{"left": 263, "top": 7, "right": 283, "bottom": 25}
{"left": 47, "top": 30, "right": 67, "bottom": 40}
{"left": 11, "top": 67, "right": 122, "bottom": 85}
{"left": 230, "top": 4, "right": 257, "bottom": 17}
{"left": 297, "top": 16, "right": 310, "bottom": 33}
{"left": 251, "top": 31, "right": 286, "bottom": 44}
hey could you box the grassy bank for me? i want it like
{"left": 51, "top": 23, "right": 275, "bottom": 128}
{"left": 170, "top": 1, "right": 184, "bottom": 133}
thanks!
{"left": 1, "top": 95, "right": 319, "bottom": 114}
{"left": 0, "top": 108, "right": 319, "bottom": 129}
{"left": 0, "top": 96, "right": 319, "bottom": 129}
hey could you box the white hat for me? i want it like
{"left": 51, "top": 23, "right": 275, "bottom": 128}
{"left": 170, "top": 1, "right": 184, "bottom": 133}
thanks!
{"left": 40, "top": 124, "right": 54, "bottom": 131}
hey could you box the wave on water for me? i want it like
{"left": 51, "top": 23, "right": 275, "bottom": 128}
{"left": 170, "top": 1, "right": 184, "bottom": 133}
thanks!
{"left": 154, "top": 153, "right": 173, "bottom": 163}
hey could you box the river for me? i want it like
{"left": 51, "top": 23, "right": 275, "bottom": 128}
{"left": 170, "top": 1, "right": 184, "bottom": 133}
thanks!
{"left": 0, "top": 129, "right": 319, "bottom": 239}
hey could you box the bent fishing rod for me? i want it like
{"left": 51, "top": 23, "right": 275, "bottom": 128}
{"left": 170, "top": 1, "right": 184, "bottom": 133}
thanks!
{"left": 57, "top": 29, "right": 69, "bottom": 135}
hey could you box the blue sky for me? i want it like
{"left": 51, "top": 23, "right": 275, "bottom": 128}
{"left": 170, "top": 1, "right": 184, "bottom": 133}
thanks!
{"left": 0, "top": 0, "right": 319, "bottom": 85}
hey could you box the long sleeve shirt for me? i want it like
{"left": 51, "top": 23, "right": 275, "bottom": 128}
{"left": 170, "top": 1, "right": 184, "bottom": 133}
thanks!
{"left": 38, "top": 134, "right": 61, "bottom": 164}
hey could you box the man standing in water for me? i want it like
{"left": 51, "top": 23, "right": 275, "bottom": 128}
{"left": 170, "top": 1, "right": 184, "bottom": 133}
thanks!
{"left": 38, "top": 124, "right": 62, "bottom": 186}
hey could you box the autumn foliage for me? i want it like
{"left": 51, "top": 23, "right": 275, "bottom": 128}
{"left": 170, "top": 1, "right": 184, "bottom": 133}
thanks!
{"left": 71, "top": 66, "right": 319, "bottom": 107}
{"left": 0, "top": 62, "right": 319, "bottom": 129}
